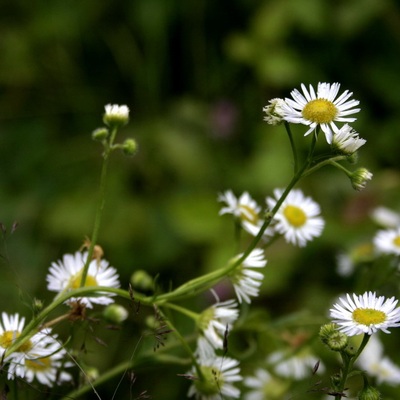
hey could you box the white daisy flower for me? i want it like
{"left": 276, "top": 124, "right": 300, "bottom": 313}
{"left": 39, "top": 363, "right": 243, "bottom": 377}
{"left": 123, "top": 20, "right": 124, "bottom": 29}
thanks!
{"left": 218, "top": 190, "right": 272, "bottom": 237}
{"left": 187, "top": 355, "right": 241, "bottom": 399}
{"left": 331, "top": 124, "right": 366, "bottom": 155}
{"left": 228, "top": 249, "right": 267, "bottom": 304}
{"left": 357, "top": 334, "right": 400, "bottom": 386}
{"left": 282, "top": 82, "right": 360, "bottom": 144}
{"left": 47, "top": 251, "right": 120, "bottom": 308}
{"left": 103, "top": 104, "right": 130, "bottom": 127}
{"left": 268, "top": 349, "right": 324, "bottom": 380}
{"left": 263, "top": 98, "right": 286, "bottom": 125}
{"left": 373, "top": 228, "right": 400, "bottom": 256}
{"left": 266, "top": 188, "right": 324, "bottom": 247}
{"left": 0, "top": 313, "right": 70, "bottom": 384}
{"left": 244, "top": 368, "right": 290, "bottom": 400}
{"left": 196, "top": 299, "right": 239, "bottom": 356}
{"left": 330, "top": 291, "right": 400, "bottom": 336}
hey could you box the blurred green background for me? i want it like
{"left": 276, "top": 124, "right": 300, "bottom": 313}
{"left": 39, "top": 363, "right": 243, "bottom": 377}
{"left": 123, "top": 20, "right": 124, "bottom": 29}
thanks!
{"left": 1, "top": 0, "right": 400, "bottom": 398}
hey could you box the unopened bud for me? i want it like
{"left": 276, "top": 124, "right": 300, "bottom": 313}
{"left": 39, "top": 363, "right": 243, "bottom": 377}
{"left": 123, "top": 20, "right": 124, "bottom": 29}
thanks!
{"left": 92, "top": 127, "right": 109, "bottom": 141}
{"left": 130, "top": 270, "right": 154, "bottom": 292}
{"left": 103, "top": 304, "right": 128, "bottom": 324}
{"left": 122, "top": 138, "right": 138, "bottom": 156}
{"left": 358, "top": 385, "right": 381, "bottom": 400}
{"left": 320, "top": 323, "right": 348, "bottom": 351}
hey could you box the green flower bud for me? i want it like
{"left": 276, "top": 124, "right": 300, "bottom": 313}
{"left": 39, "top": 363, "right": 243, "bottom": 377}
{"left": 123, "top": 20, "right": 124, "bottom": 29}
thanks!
{"left": 103, "top": 104, "right": 130, "bottom": 128}
{"left": 320, "top": 323, "right": 348, "bottom": 351}
{"left": 33, "top": 298, "right": 43, "bottom": 313}
{"left": 358, "top": 385, "right": 381, "bottom": 400}
{"left": 122, "top": 138, "right": 137, "bottom": 156}
{"left": 103, "top": 304, "right": 129, "bottom": 324}
{"left": 350, "top": 168, "right": 373, "bottom": 191}
{"left": 130, "top": 270, "right": 154, "bottom": 292}
{"left": 84, "top": 366, "right": 99, "bottom": 382}
{"left": 92, "top": 127, "right": 109, "bottom": 141}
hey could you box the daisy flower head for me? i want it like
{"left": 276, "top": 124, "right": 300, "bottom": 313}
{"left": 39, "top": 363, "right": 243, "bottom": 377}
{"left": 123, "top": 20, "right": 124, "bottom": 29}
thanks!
{"left": 103, "top": 104, "right": 130, "bottom": 127}
{"left": 330, "top": 291, "right": 400, "bottom": 336}
{"left": 266, "top": 188, "right": 324, "bottom": 247}
{"left": 331, "top": 124, "right": 366, "bottom": 155}
{"left": 282, "top": 82, "right": 360, "bottom": 144}
{"left": 262, "top": 98, "right": 286, "bottom": 125}
{"left": 12, "top": 332, "right": 73, "bottom": 387}
{"left": 373, "top": 227, "right": 400, "bottom": 256}
{"left": 187, "top": 355, "right": 241, "bottom": 399}
{"left": 47, "top": 251, "right": 120, "bottom": 308}
{"left": 371, "top": 206, "right": 400, "bottom": 229}
{"left": 228, "top": 249, "right": 267, "bottom": 304}
{"left": 218, "top": 190, "right": 272, "bottom": 237}
{"left": 196, "top": 299, "right": 239, "bottom": 356}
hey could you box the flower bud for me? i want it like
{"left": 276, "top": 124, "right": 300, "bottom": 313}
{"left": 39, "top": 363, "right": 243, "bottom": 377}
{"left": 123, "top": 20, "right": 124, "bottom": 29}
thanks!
{"left": 358, "top": 385, "right": 381, "bottom": 400}
{"left": 130, "top": 270, "right": 154, "bottom": 292}
{"left": 103, "top": 304, "right": 129, "bottom": 324}
{"left": 122, "top": 138, "right": 138, "bottom": 156}
{"left": 350, "top": 168, "right": 373, "bottom": 191}
{"left": 103, "top": 104, "right": 130, "bottom": 128}
{"left": 92, "top": 127, "right": 109, "bottom": 141}
{"left": 319, "top": 323, "right": 348, "bottom": 351}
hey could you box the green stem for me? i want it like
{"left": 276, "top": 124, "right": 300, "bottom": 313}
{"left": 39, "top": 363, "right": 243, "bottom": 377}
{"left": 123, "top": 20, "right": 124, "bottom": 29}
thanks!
{"left": 80, "top": 127, "right": 118, "bottom": 287}
{"left": 284, "top": 121, "right": 298, "bottom": 173}
{"left": 302, "top": 155, "right": 348, "bottom": 177}
{"left": 335, "top": 334, "right": 370, "bottom": 400}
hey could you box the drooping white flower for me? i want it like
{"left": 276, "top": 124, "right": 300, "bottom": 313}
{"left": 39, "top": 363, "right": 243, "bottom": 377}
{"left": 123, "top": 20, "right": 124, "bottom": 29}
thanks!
{"left": 218, "top": 190, "right": 272, "bottom": 237}
{"left": 47, "top": 251, "right": 120, "bottom": 308}
{"left": 330, "top": 292, "right": 400, "bottom": 336}
{"left": 266, "top": 188, "right": 324, "bottom": 247}
{"left": 187, "top": 354, "right": 241, "bottom": 399}
{"left": 357, "top": 334, "right": 400, "bottom": 386}
{"left": 263, "top": 98, "right": 286, "bottom": 125}
{"left": 282, "top": 82, "right": 360, "bottom": 144}
{"left": 331, "top": 124, "right": 366, "bottom": 155}
{"left": 228, "top": 249, "right": 267, "bottom": 304}
{"left": 196, "top": 299, "right": 239, "bottom": 357}
{"left": 350, "top": 168, "right": 373, "bottom": 191}
{"left": 373, "top": 228, "right": 400, "bottom": 256}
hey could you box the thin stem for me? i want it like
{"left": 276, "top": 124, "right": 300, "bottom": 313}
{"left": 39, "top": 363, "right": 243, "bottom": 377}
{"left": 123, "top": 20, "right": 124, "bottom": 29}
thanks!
{"left": 284, "top": 121, "right": 298, "bottom": 173}
{"left": 80, "top": 127, "right": 118, "bottom": 287}
{"left": 334, "top": 334, "right": 370, "bottom": 400}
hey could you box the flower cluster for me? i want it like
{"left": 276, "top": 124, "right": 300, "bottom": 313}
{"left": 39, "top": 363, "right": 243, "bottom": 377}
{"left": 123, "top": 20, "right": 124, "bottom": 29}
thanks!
{"left": 0, "top": 313, "right": 73, "bottom": 386}
{"left": 1, "top": 246, "right": 121, "bottom": 387}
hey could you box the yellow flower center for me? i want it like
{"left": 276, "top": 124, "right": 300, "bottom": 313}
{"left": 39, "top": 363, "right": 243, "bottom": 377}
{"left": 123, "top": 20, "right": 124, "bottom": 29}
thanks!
{"left": 0, "top": 331, "right": 32, "bottom": 353}
{"left": 69, "top": 271, "right": 98, "bottom": 289}
{"left": 283, "top": 205, "right": 307, "bottom": 227}
{"left": 352, "top": 308, "right": 386, "bottom": 326}
{"left": 392, "top": 236, "right": 400, "bottom": 248}
{"left": 239, "top": 205, "right": 259, "bottom": 225}
{"left": 302, "top": 99, "right": 338, "bottom": 124}
{"left": 25, "top": 356, "right": 52, "bottom": 371}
